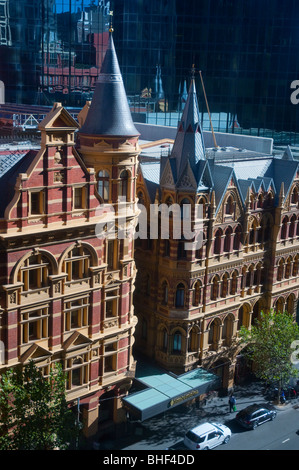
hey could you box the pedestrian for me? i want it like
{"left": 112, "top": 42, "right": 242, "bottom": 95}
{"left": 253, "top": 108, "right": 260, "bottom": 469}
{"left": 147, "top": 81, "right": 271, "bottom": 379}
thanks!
{"left": 229, "top": 394, "right": 236, "bottom": 412}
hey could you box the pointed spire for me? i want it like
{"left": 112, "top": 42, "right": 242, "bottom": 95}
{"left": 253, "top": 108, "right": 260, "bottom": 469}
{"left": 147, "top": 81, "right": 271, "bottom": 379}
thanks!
{"left": 79, "top": 32, "right": 139, "bottom": 138}
{"left": 282, "top": 145, "right": 294, "bottom": 161}
{"left": 171, "top": 76, "right": 205, "bottom": 179}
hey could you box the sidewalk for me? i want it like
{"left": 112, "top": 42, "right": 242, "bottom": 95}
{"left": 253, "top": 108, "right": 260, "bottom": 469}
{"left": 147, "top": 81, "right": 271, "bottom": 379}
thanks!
{"left": 89, "top": 381, "right": 299, "bottom": 450}
{"left": 91, "top": 379, "right": 298, "bottom": 451}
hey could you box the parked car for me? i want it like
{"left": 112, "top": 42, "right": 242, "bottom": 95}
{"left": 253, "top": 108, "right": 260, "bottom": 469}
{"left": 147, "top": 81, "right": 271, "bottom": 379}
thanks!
{"left": 184, "top": 422, "right": 231, "bottom": 450}
{"left": 236, "top": 403, "right": 277, "bottom": 430}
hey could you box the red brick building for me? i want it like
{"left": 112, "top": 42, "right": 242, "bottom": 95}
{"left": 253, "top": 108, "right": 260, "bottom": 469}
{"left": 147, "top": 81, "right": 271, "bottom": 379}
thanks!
{"left": 0, "top": 33, "right": 140, "bottom": 437}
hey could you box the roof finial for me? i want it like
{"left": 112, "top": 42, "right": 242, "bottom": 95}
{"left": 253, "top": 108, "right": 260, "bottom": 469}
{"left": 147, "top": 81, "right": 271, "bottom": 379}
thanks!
{"left": 191, "top": 63, "right": 196, "bottom": 80}
{"left": 109, "top": 10, "right": 114, "bottom": 33}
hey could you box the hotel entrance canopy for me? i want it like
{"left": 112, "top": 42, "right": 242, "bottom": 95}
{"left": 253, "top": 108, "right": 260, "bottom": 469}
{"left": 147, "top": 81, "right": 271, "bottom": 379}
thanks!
{"left": 122, "top": 362, "right": 220, "bottom": 421}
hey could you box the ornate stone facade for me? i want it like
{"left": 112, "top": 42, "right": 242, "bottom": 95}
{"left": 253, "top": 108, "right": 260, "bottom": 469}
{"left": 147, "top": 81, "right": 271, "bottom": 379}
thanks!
{"left": 134, "top": 80, "right": 299, "bottom": 391}
{"left": 0, "top": 33, "right": 140, "bottom": 438}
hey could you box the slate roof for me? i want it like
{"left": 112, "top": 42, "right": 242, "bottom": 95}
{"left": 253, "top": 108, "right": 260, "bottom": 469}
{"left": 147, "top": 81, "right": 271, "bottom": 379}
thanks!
{"left": 0, "top": 149, "right": 38, "bottom": 217}
{"left": 139, "top": 79, "right": 299, "bottom": 213}
{"left": 79, "top": 33, "right": 139, "bottom": 137}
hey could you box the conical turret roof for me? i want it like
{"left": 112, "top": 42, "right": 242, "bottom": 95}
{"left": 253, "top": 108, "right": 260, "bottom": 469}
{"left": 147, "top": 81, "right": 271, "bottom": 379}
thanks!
{"left": 171, "top": 78, "right": 205, "bottom": 179}
{"left": 79, "top": 33, "right": 139, "bottom": 137}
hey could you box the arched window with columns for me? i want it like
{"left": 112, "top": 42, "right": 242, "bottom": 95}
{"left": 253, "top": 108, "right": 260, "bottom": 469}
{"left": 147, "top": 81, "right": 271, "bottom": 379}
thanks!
{"left": 175, "top": 283, "right": 185, "bottom": 308}
{"left": 214, "top": 228, "right": 222, "bottom": 255}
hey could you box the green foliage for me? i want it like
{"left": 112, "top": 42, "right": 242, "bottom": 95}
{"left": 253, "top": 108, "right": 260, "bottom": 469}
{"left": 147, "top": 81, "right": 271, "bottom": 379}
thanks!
{"left": 239, "top": 310, "right": 299, "bottom": 392}
{"left": 0, "top": 361, "right": 78, "bottom": 450}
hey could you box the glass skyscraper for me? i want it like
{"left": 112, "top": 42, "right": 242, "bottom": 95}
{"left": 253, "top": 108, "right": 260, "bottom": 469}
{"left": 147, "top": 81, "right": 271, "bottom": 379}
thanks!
{"left": 1, "top": 0, "right": 299, "bottom": 141}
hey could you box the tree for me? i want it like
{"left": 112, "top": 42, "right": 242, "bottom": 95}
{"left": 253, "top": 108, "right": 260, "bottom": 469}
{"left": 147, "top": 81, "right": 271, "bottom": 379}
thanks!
{"left": 239, "top": 310, "right": 299, "bottom": 403}
{"left": 0, "top": 361, "right": 78, "bottom": 450}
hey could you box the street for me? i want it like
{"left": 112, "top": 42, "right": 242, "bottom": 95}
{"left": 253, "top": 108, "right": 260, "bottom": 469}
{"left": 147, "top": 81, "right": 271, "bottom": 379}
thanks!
{"left": 219, "top": 404, "right": 299, "bottom": 450}
{"left": 118, "top": 381, "right": 299, "bottom": 452}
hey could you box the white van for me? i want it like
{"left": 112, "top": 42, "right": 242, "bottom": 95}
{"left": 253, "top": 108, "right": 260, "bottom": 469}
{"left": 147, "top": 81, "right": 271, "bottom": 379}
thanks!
{"left": 184, "top": 422, "right": 231, "bottom": 450}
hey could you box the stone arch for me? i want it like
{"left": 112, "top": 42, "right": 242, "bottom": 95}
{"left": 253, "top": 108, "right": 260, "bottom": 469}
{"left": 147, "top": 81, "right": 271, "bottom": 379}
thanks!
{"left": 58, "top": 241, "right": 98, "bottom": 272}
{"left": 174, "top": 281, "right": 187, "bottom": 307}
{"left": 192, "top": 279, "right": 202, "bottom": 306}
{"left": 286, "top": 293, "right": 296, "bottom": 315}
{"left": 213, "top": 228, "right": 223, "bottom": 254}
{"left": 238, "top": 302, "right": 251, "bottom": 329}
{"left": 221, "top": 272, "right": 230, "bottom": 298}
{"left": 275, "top": 296, "right": 285, "bottom": 313}
{"left": 208, "top": 317, "right": 221, "bottom": 346}
{"left": 11, "top": 248, "right": 58, "bottom": 284}
{"left": 224, "top": 225, "right": 233, "bottom": 252}
{"left": 221, "top": 313, "right": 235, "bottom": 341}
{"left": 224, "top": 192, "right": 235, "bottom": 216}
{"left": 281, "top": 215, "right": 289, "bottom": 240}
{"left": 188, "top": 323, "right": 200, "bottom": 352}
{"left": 170, "top": 325, "right": 186, "bottom": 354}
{"left": 210, "top": 274, "right": 220, "bottom": 300}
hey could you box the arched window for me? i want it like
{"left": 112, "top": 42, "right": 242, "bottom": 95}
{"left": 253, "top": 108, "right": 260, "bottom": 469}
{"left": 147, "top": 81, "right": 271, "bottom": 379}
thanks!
{"left": 281, "top": 216, "right": 288, "bottom": 240}
{"left": 63, "top": 246, "right": 93, "bottom": 281}
{"left": 249, "top": 220, "right": 258, "bottom": 245}
{"left": 192, "top": 281, "right": 201, "bottom": 306}
{"left": 276, "top": 297, "right": 285, "bottom": 314}
{"left": 293, "top": 255, "right": 299, "bottom": 277}
{"left": 230, "top": 270, "right": 238, "bottom": 295}
{"left": 211, "top": 276, "right": 219, "bottom": 301}
{"left": 97, "top": 170, "right": 109, "bottom": 201}
{"left": 175, "top": 283, "right": 185, "bottom": 307}
{"left": 188, "top": 326, "right": 198, "bottom": 352}
{"left": 285, "top": 257, "right": 292, "bottom": 279}
{"left": 289, "top": 215, "right": 296, "bottom": 238}
{"left": 224, "top": 227, "right": 232, "bottom": 252}
{"left": 225, "top": 195, "right": 234, "bottom": 215}
{"left": 18, "top": 253, "right": 52, "bottom": 291}
{"left": 222, "top": 316, "right": 233, "bottom": 340}
{"left": 277, "top": 259, "right": 284, "bottom": 281}
{"left": 173, "top": 331, "right": 182, "bottom": 353}
{"left": 246, "top": 265, "right": 254, "bottom": 287}
{"left": 214, "top": 229, "right": 222, "bottom": 255}
{"left": 291, "top": 187, "right": 298, "bottom": 205}
{"left": 257, "top": 194, "right": 263, "bottom": 208}
{"left": 221, "top": 273, "right": 229, "bottom": 298}
{"left": 233, "top": 225, "right": 242, "bottom": 250}
{"left": 208, "top": 319, "right": 219, "bottom": 345}
{"left": 119, "top": 170, "right": 129, "bottom": 200}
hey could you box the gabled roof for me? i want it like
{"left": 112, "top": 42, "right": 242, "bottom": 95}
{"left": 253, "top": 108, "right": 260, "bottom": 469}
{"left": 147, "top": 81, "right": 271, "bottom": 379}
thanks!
{"left": 79, "top": 33, "right": 139, "bottom": 137}
{"left": 38, "top": 102, "right": 79, "bottom": 130}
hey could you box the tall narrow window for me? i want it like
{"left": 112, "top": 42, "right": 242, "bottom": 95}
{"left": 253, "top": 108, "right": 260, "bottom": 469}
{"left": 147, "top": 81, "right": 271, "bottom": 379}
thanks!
{"left": 173, "top": 331, "right": 182, "bottom": 353}
{"left": 107, "top": 240, "right": 115, "bottom": 271}
{"left": 119, "top": 170, "right": 129, "bottom": 200}
{"left": 74, "top": 187, "right": 86, "bottom": 209}
{"left": 175, "top": 283, "right": 185, "bottom": 307}
{"left": 98, "top": 170, "right": 110, "bottom": 201}
{"left": 30, "top": 191, "right": 44, "bottom": 215}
